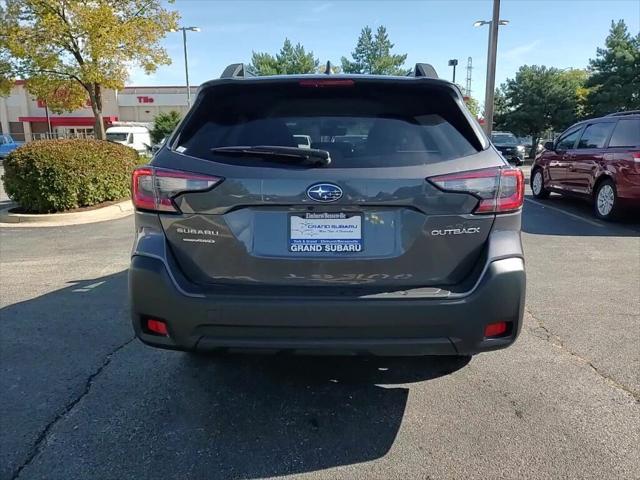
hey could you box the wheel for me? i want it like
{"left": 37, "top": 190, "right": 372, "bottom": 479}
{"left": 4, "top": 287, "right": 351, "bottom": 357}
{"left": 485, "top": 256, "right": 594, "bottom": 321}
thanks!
{"left": 531, "top": 168, "right": 550, "bottom": 199}
{"left": 594, "top": 179, "right": 619, "bottom": 220}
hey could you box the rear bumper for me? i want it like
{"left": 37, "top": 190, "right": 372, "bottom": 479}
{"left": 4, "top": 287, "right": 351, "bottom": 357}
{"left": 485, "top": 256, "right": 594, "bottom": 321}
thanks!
{"left": 129, "top": 254, "right": 526, "bottom": 356}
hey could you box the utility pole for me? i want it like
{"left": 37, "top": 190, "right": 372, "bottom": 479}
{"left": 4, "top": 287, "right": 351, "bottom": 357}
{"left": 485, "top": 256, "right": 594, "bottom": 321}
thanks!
{"left": 465, "top": 57, "right": 473, "bottom": 97}
{"left": 484, "top": 0, "right": 500, "bottom": 136}
{"left": 182, "top": 28, "right": 190, "bottom": 107}
{"left": 171, "top": 26, "right": 201, "bottom": 108}
{"left": 474, "top": 1, "right": 508, "bottom": 136}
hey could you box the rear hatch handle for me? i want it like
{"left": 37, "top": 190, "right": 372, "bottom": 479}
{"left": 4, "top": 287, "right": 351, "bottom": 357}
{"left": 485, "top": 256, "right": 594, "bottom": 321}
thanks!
{"left": 211, "top": 145, "right": 331, "bottom": 167}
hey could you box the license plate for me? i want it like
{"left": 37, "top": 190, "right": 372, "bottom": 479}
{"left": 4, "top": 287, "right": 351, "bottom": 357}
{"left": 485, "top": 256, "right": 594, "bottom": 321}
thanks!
{"left": 289, "top": 212, "right": 363, "bottom": 253}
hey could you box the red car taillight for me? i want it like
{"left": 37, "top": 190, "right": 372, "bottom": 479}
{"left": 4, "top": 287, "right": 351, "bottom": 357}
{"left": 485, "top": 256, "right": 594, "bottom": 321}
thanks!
{"left": 428, "top": 167, "right": 524, "bottom": 214}
{"left": 132, "top": 167, "right": 222, "bottom": 213}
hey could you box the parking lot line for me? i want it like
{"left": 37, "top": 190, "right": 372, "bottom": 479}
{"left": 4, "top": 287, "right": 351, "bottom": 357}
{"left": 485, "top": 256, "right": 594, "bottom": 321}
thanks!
{"left": 524, "top": 198, "right": 604, "bottom": 228}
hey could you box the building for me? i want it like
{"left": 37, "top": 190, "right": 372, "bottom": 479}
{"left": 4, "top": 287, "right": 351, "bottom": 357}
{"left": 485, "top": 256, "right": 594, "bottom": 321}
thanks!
{"left": 0, "top": 82, "right": 197, "bottom": 141}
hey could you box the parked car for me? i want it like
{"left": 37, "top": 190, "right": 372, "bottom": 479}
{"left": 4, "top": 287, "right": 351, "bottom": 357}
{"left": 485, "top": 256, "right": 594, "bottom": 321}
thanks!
{"left": 531, "top": 111, "right": 640, "bottom": 220}
{"left": 129, "top": 63, "right": 526, "bottom": 357}
{"left": 293, "top": 134, "right": 311, "bottom": 149}
{"left": 518, "top": 136, "right": 544, "bottom": 157}
{"left": 491, "top": 131, "right": 525, "bottom": 165}
{"left": 333, "top": 134, "right": 368, "bottom": 147}
{"left": 106, "top": 125, "right": 151, "bottom": 154}
{"left": 0, "top": 134, "right": 23, "bottom": 159}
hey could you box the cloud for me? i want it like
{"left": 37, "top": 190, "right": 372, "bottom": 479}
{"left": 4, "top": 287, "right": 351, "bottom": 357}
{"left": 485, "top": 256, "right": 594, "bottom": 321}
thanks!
{"left": 502, "top": 40, "right": 542, "bottom": 62}
{"left": 311, "top": 2, "right": 333, "bottom": 14}
{"left": 202, "top": 22, "right": 266, "bottom": 34}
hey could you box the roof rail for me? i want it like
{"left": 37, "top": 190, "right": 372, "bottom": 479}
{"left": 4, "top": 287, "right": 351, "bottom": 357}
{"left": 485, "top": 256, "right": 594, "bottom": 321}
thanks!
{"left": 220, "top": 63, "right": 254, "bottom": 79}
{"left": 412, "top": 63, "right": 438, "bottom": 79}
{"left": 606, "top": 110, "right": 640, "bottom": 117}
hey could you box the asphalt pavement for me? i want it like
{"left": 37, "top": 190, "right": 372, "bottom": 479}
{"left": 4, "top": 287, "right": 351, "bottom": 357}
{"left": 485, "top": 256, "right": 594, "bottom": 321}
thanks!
{"left": 1, "top": 182, "right": 639, "bottom": 480}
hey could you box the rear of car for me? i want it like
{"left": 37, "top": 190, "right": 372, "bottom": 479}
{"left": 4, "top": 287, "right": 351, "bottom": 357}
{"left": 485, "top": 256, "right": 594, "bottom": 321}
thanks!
{"left": 491, "top": 132, "right": 525, "bottom": 165}
{"left": 129, "top": 67, "right": 526, "bottom": 356}
{"left": 0, "top": 135, "right": 22, "bottom": 159}
{"left": 602, "top": 115, "right": 640, "bottom": 211}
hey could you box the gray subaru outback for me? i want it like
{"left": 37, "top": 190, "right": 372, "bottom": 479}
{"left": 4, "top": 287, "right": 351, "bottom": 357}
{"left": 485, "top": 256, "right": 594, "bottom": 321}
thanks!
{"left": 129, "top": 63, "right": 525, "bottom": 356}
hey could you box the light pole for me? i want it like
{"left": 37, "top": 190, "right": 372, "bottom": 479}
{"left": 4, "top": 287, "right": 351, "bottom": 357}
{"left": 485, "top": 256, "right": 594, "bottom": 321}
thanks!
{"left": 474, "top": 0, "right": 508, "bottom": 136}
{"left": 448, "top": 59, "right": 458, "bottom": 83}
{"left": 171, "top": 26, "right": 200, "bottom": 108}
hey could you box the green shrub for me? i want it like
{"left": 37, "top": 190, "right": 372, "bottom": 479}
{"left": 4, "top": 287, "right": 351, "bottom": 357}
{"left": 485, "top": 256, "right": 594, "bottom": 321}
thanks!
{"left": 2, "top": 139, "right": 139, "bottom": 213}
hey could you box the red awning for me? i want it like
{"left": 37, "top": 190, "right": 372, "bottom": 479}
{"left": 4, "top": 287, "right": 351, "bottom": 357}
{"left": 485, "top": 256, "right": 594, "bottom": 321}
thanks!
{"left": 18, "top": 116, "right": 118, "bottom": 126}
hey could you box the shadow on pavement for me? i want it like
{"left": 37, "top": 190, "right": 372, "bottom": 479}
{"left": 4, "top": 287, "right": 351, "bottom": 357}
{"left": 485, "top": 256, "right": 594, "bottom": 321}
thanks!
{"left": 522, "top": 195, "right": 640, "bottom": 237}
{"left": 1, "top": 269, "right": 470, "bottom": 480}
{"left": 164, "top": 353, "right": 470, "bottom": 479}
{"left": 0, "top": 270, "right": 132, "bottom": 480}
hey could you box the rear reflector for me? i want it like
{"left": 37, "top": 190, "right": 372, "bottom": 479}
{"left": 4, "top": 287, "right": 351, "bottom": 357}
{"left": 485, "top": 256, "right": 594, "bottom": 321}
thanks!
{"left": 299, "top": 79, "right": 355, "bottom": 88}
{"left": 132, "top": 167, "right": 222, "bottom": 213}
{"left": 146, "top": 318, "right": 169, "bottom": 336}
{"left": 484, "top": 321, "right": 509, "bottom": 338}
{"left": 428, "top": 167, "right": 524, "bottom": 214}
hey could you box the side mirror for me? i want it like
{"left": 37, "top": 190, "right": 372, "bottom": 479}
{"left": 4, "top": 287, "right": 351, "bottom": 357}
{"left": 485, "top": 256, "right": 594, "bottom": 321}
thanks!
{"left": 543, "top": 141, "right": 555, "bottom": 151}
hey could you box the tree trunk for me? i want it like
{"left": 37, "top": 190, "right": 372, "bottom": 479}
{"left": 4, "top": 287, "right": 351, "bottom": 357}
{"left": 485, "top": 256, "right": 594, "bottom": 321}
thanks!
{"left": 87, "top": 83, "right": 106, "bottom": 140}
{"left": 531, "top": 134, "right": 540, "bottom": 159}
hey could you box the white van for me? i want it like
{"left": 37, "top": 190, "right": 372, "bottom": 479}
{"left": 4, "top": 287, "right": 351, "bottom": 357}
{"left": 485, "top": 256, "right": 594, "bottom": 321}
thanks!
{"left": 105, "top": 125, "right": 151, "bottom": 154}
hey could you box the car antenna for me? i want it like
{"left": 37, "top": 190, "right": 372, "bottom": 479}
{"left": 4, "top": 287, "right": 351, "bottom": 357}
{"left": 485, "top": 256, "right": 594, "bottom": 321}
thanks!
{"left": 324, "top": 61, "right": 332, "bottom": 75}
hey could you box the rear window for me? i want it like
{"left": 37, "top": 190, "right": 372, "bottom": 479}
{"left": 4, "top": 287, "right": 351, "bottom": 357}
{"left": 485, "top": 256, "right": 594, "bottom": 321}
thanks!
{"left": 106, "top": 132, "right": 128, "bottom": 142}
{"left": 176, "top": 81, "right": 481, "bottom": 168}
{"left": 608, "top": 119, "right": 640, "bottom": 148}
{"left": 491, "top": 133, "right": 519, "bottom": 146}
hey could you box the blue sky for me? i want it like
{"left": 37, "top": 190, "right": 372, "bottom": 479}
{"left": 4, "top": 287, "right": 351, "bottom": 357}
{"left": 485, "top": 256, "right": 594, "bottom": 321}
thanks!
{"left": 130, "top": 0, "right": 640, "bottom": 105}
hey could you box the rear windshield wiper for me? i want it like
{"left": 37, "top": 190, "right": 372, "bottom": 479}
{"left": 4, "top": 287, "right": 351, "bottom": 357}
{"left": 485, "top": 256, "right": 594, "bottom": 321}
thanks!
{"left": 210, "top": 145, "right": 331, "bottom": 167}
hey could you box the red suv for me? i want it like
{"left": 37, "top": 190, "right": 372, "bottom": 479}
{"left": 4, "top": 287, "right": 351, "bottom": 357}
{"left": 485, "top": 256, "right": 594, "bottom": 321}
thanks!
{"left": 531, "top": 111, "right": 640, "bottom": 220}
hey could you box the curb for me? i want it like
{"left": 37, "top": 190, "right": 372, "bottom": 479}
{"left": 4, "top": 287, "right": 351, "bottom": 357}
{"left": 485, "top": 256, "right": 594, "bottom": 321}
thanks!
{"left": 0, "top": 200, "right": 133, "bottom": 227}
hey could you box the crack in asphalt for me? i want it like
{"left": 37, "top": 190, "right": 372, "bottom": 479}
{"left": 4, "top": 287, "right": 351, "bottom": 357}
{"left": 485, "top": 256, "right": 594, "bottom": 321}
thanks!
{"left": 10, "top": 336, "right": 136, "bottom": 480}
{"left": 525, "top": 308, "right": 640, "bottom": 403}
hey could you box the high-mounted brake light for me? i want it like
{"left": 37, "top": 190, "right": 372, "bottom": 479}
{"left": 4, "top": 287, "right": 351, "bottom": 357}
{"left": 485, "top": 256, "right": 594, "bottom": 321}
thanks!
{"left": 132, "top": 167, "right": 222, "bottom": 213}
{"left": 299, "top": 79, "right": 355, "bottom": 88}
{"left": 428, "top": 167, "right": 524, "bottom": 214}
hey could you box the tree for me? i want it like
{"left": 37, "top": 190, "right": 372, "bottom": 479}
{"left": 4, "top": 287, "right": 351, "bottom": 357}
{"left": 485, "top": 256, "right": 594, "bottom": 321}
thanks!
{"left": 492, "top": 88, "right": 509, "bottom": 129}
{"left": 150, "top": 110, "right": 181, "bottom": 144}
{"left": 250, "top": 39, "right": 319, "bottom": 75}
{"left": 496, "top": 65, "right": 588, "bottom": 156}
{"left": 0, "top": 0, "right": 179, "bottom": 139}
{"left": 586, "top": 20, "right": 640, "bottom": 116}
{"left": 25, "top": 77, "right": 88, "bottom": 114}
{"left": 0, "top": 50, "right": 14, "bottom": 96}
{"left": 463, "top": 95, "right": 480, "bottom": 117}
{"left": 341, "top": 26, "right": 408, "bottom": 75}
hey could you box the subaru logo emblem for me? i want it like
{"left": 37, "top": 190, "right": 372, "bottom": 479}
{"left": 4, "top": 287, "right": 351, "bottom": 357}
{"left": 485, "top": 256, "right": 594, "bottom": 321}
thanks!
{"left": 307, "top": 183, "right": 343, "bottom": 202}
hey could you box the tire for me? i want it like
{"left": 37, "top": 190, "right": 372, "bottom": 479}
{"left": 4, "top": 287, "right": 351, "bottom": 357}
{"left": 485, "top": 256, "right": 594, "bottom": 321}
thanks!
{"left": 531, "top": 168, "right": 550, "bottom": 199}
{"left": 593, "top": 179, "right": 619, "bottom": 221}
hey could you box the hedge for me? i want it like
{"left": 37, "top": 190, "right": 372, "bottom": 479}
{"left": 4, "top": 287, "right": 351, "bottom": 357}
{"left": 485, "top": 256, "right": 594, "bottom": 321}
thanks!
{"left": 2, "top": 139, "right": 139, "bottom": 213}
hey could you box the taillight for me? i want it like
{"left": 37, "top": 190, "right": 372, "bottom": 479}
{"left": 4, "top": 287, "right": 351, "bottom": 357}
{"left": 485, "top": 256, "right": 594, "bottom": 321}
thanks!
{"left": 428, "top": 167, "right": 524, "bottom": 214}
{"left": 132, "top": 167, "right": 222, "bottom": 213}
